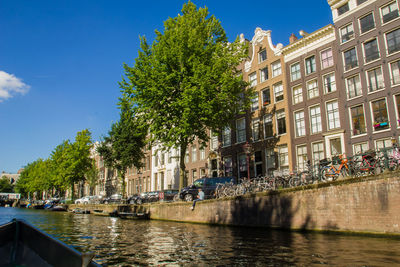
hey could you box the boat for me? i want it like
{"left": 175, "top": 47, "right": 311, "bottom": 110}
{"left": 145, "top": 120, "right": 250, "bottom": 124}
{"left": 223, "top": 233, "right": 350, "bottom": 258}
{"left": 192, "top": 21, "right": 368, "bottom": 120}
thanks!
{"left": 92, "top": 209, "right": 118, "bottom": 217}
{"left": 118, "top": 212, "right": 149, "bottom": 220}
{"left": 71, "top": 208, "right": 90, "bottom": 214}
{"left": 0, "top": 219, "right": 100, "bottom": 267}
{"left": 50, "top": 205, "right": 67, "bottom": 212}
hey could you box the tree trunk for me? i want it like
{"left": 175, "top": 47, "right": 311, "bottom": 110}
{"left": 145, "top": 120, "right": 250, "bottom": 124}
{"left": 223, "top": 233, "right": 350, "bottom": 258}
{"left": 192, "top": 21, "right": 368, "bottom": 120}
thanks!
{"left": 119, "top": 170, "right": 126, "bottom": 198}
{"left": 179, "top": 143, "right": 187, "bottom": 191}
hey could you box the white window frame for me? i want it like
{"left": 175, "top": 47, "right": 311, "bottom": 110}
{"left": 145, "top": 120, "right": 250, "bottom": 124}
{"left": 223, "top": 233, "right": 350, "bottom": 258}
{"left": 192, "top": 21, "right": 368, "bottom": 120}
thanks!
{"left": 349, "top": 104, "right": 367, "bottom": 136}
{"left": 380, "top": 1, "right": 400, "bottom": 25}
{"left": 292, "top": 85, "right": 303, "bottom": 104}
{"left": 353, "top": 142, "right": 369, "bottom": 155}
{"left": 222, "top": 126, "right": 231, "bottom": 147}
{"left": 252, "top": 118, "right": 260, "bottom": 141}
{"left": 258, "top": 49, "right": 267, "bottom": 63}
{"left": 260, "top": 67, "right": 268, "bottom": 83}
{"left": 340, "top": 23, "right": 354, "bottom": 44}
{"left": 370, "top": 97, "right": 390, "bottom": 132}
{"left": 249, "top": 72, "right": 257, "bottom": 87}
{"left": 343, "top": 47, "right": 359, "bottom": 71}
{"left": 294, "top": 110, "right": 306, "bottom": 137}
{"left": 309, "top": 105, "right": 322, "bottom": 134}
{"left": 326, "top": 100, "right": 340, "bottom": 130}
{"left": 323, "top": 72, "right": 336, "bottom": 94}
{"left": 296, "top": 144, "right": 308, "bottom": 172}
{"left": 362, "top": 38, "right": 380, "bottom": 64}
{"left": 312, "top": 142, "right": 324, "bottom": 166}
{"left": 273, "top": 83, "right": 284, "bottom": 103}
{"left": 290, "top": 62, "right": 301, "bottom": 81}
{"left": 271, "top": 60, "right": 282, "bottom": 77}
{"left": 346, "top": 74, "right": 362, "bottom": 99}
{"left": 305, "top": 55, "right": 316, "bottom": 75}
{"left": 276, "top": 109, "right": 286, "bottom": 136}
{"left": 359, "top": 12, "right": 376, "bottom": 35}
{"left": 385, "top": 27, "right": 400, "bottom": 55}
{"left": 307, "top": 79, "right": 319, "bottom": 99}
{"left": 251, "top": 92, "right": 259, "bottom": 112}
{"left": 320, "top": 48, "right": 334, "bottom": 69}
{"left": 366, "top": 66, "right": 384, "bottom": 93}
{"left": 236, "top": 117, "right": 246, "bottom": 143}
{"left": 389, "top": 59, "right": 400, "bottom": 86}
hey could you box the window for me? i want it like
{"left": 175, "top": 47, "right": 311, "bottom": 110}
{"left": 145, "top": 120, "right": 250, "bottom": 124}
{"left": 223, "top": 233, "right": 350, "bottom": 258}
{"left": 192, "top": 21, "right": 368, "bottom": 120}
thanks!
{"left": 258, "top": 49, "right": 267, "bottom": 63}
{"left": 264, "top": 115, "right": 273, "bottom": 138}
{"left": 249, "top": 72, "right": 257, "bottom": 87}
{"left": 292, "top": 85, "right": 303, "bottom": 104}
{"left": 310, "top": 106, "right": 322, "bottom": 134}
{"left": 326, "top": 101, "right": 340, "bottom": 130}
{"left": 305, "top": 56, "right": 316, "bottom": 74}
{"left": 262, "top": 88, "right": 271, "bottom": 105}
{"left": 265, "top": 148, "right": 276, "bottom": 174}
{"left": 260, "top": 67, "right": 268, "bottom": 82}
{"left": 211, "top": 131, "right": 218, "bottom": 150}
{"left": 321, "top": 48, "right": 333, "bottom": 69}
{"left": 223, "top": 157, "right": 233, "bottom": 176}
{"left": 200, "top": 147, "right": 205, "bottom": 160}
{"left": 371, "top": 99, "right": 389, "bottom": 131}
{"left": 367, "top": 67, "right": 384, "bottom": 92}
{"left": 251, "top": 93, "right": 259, "bottom": 111}
{"left": 222, "top": 127, "right": 231, "bottom": 147}
{"left": 323, "top": 73, "right": 336, "bottom": 93}
{"left": 386, "top": 28, "right": 400, "bottom": 54}
{"left": 294, "top": 110, "right": 306, "bottom": 137}
{"left": 185, "top": 151, "right": 189, "bottom": 163}
{"left": 351, "top": 105, "right": 366, "bottom": 135}
{"left": 396, "top": 95, "right": 400, "bottom": 125}
{"left": 252, "top": 119, "right": 260, "bottom": 141}
{"left": 236, "top": 118, "right": 246, "bottom": 143}
{"left": 307, "top": 79, "right": 319, "bottom": 99}
{"left": 353, "top": 142, "right": 369, "bottom": 154}
{"left": 192, "top": 169, "right": 197, "bottom": 181}
{"left": 381, "top": 2, "right": 399, "bottom": 24}
{"left": 312, "top": 142, "right": 324, "bottom": 166}
{"left": 340, "top": 24, "right": 354, "bottom": 43}
{"left": 238, "top": 154, "right": 247, "bottom": 179}
{"left": 273, "top": 83, "right": 284, "bottom": 102}
{"left": 278, "top": 146, "right": 289, "bottom": 170}
{"left": 276, "top": 110, "right": 286, "bottom": 135}
{"left": 297, "top": 145, "right": 308, "bottom": 171}
{"left": 376, "top": 138, "right": 392, "bottom": 150}
{"left": 363, "top": 39, "right": 380, "bottom": 63}
{"left": 357, "top": 0, "right": 368, "bottom": 5}
{"left": 192, "top": 146, "right": 197, "bottom": 162}
{"left": 390, "top": 60, "right": 400, "bottom": 85}
{"left": 254, "top": 151, "right": 263, "bottom": 177}
{"left": 346, "top": 75, "right": 362, "bottom": 99}
{"left": 360, "top": 13, "right": 375, "bottom": 33}
{"left": 271, "top": 61, "right": 282, "bottom": 77}
{"left": 344, "top": 47, "right": 358, "bottom": 70}
{"left": 291, "top": 62, "right": 301, "bottom": 81}
{"left": 338, "top": 3, "right": 349, "bottom": 16}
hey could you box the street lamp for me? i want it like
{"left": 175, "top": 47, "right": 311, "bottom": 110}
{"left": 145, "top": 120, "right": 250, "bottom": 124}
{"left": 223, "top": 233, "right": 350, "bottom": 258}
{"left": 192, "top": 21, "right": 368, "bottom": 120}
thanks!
{"left": 243, "top": 142, "right": 252, "bottom": 180}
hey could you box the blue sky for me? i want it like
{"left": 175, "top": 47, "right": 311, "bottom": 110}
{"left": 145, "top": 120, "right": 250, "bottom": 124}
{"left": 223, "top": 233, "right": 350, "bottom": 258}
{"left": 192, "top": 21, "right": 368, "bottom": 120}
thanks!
{"left": 0, "top": 0, "right": 332, "bottom": 173}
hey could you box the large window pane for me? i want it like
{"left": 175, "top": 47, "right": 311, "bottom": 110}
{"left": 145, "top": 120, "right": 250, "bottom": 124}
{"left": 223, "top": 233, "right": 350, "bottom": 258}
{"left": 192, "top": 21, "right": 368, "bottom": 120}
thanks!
{"left": 293, "top": 85, "right": 303, "bottom": 104}
{"left": 346, "top": 75, "right": 362, "bottom": 99}
{"left": 326, "top": 101, "right": 340, "bottom": 130}
{"left": 236, "top": 118, "right": 246, "bottom": 143}
{"left": 351, "top": 105, "right": 366, "bottom": 135}
{"left": 321, "top": 48, "right": 334, "bottom": 68}
{"left": 363, "top": 39, "right": 380, "bottom": 62}
{"left": 390, "top": 60, "right": 400, "bottom": 85}
{"left": 372, "top": 99, "right": 389, "bottom": 131}
{"left": 294, "top": 111, "right": 306, "bottom": 137}
{"left": 310, "top": 106, "right": 322, "bottom": 134}
{"left": 305, "top": 56, "right": 316, "bottom": 74}
{"left": 367, "top": 68, "right": 384, "bottom": 92}
{"left": 387, "top": 28, "right": 400, "bottom": 54}
{"left": 264, "top": 115, "right": 273, "bottom": 138}
{"left": 297, "top": 145, "right": 308, "bottom": 171}
{"left": 344, "top": 48, "right": 358, "bottom": 70}
{"left": 276, "top": 110, "right": 286, "bottom": 135}
{"left": 360, "top": 13, "right": 375, "bottom": 33}
{"left": 307, "top": 80, "right": 319, "bottom": 99}
{"left": 274, "top": 83, "right": 284, "bottom": 102}
{"left": 291, "top": 63, "right": 301, "bottom": 81}
{"left": 381, "top": 2, "right": 399, "bottom": 23}
{"left": 323, "top": 73, "right": 336, "bottom": 93}
{"left": 340, "top": 24, "right": 354, "bottom": 43}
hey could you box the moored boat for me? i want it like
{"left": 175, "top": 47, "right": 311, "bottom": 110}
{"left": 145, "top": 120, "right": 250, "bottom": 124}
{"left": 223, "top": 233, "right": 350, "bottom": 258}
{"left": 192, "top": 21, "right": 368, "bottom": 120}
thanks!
{"left": 118, "top": 212, "right": 149, "bottom": 220}
{"left": 0, "top": 219, "right": 100, "bottom": 267}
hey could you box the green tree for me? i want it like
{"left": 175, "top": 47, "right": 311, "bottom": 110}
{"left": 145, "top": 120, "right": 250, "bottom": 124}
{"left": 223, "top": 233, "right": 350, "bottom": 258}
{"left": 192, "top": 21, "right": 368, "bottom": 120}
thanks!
{"left": 97, "top": 100, "right": 147, "bottom": 198}
{"left": 120, "top": 1, "right": 251, "bottom": 189}
{"left": 0, "top": 176, "right": 14, "bottom": 192}
{"left": 67, "top": 129, "right": 93, "bottom": 199}
{"left": 50, "top": 140, "right": 72, "bottom": 194}
{"left": 85, "top": 159, "right": 99, "bottom": 195}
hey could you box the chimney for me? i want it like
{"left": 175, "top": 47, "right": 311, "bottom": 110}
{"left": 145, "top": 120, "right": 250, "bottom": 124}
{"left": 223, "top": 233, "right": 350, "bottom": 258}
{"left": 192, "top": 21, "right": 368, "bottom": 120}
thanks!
{"left": 289, "top": 33, "right": 298, "bottom": 44}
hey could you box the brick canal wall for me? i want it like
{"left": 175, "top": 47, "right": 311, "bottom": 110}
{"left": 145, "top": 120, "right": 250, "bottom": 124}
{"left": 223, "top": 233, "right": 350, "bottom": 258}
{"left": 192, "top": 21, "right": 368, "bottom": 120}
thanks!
{"left": 149, "top": 173, "right": 400, "bottom": 235}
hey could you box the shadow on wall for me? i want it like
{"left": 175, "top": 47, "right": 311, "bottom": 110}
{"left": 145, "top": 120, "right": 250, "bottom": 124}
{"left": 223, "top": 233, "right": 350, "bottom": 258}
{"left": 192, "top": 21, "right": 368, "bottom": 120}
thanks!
{"left": 208, "top": 193, "right": 319, "bottom": 231}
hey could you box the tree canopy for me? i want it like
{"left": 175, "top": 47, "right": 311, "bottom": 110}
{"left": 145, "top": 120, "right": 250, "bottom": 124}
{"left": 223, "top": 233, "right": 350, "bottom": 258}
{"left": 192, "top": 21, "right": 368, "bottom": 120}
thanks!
{"left": 97, "top": 99, "right": 148, "bottom": 197}
{"left": 119, "top": 1, "right": 251, "bottom": 189}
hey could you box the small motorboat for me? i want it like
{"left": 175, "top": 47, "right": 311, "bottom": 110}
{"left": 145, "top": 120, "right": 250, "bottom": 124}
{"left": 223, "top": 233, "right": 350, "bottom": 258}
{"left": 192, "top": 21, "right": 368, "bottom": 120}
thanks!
{"left": 72, "top": 208, "right": 90, "bottom": 214}
{"left": 50, "top": 205, "right": 67, "bottom": 212}
{"left": 118, "top": 212, "right": 150, "bottom": 220}
{"left": 0, "top": 219, "right": 100, "bottom": 267}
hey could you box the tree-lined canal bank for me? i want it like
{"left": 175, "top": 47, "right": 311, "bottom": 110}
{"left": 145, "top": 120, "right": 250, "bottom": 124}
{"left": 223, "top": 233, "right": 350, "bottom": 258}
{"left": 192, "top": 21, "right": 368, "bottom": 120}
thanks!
{"left": 2, "top": 207, "right": 400, "bottom": 266}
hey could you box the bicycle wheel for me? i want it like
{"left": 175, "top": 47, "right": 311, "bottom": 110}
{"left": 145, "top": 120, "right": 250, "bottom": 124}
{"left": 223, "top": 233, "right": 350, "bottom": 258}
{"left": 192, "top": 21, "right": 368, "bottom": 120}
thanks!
{"left": 289, "top": 175, "right": 301, "bottom": 187}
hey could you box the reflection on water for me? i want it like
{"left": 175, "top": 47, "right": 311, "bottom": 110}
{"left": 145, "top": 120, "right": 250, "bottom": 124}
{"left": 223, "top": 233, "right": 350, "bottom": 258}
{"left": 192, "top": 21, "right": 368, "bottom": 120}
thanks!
{"left": 1, "top": 207, "right": 400, "bottom": 266}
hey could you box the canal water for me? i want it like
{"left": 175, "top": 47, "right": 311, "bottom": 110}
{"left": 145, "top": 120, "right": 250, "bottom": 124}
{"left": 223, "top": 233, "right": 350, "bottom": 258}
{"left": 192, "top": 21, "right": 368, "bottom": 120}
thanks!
{"left": 1, "top": 207, "right": 400, "bottom": 266}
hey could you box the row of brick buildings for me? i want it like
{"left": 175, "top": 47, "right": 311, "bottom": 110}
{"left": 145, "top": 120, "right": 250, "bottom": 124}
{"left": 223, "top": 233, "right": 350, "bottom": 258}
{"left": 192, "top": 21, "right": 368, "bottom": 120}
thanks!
{"left": 85, "top": 0, "right": 400, "bottom": 197}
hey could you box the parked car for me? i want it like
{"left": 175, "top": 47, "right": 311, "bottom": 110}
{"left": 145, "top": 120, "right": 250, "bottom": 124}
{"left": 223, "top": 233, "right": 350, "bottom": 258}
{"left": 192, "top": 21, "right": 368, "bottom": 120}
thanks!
{"left": 179, "top": 176, "right": 235, "bottom": 201}
{"left": 159, "top": 190, "right": 179, "bottom": 202}
{"left": 102, "top": 194, "right": 123, "bottom": 204}
{"left": 74, "top": 196, "right": 93, "bottom": 205}
{"left": 127, "top": 194, "right": 140, "bottom": 204}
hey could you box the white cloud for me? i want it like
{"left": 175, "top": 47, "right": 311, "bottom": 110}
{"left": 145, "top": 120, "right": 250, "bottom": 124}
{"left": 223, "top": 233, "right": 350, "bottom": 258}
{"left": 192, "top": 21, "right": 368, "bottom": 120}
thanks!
{"left": 0, "top": 71, "right": 30, "bottom": 102}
